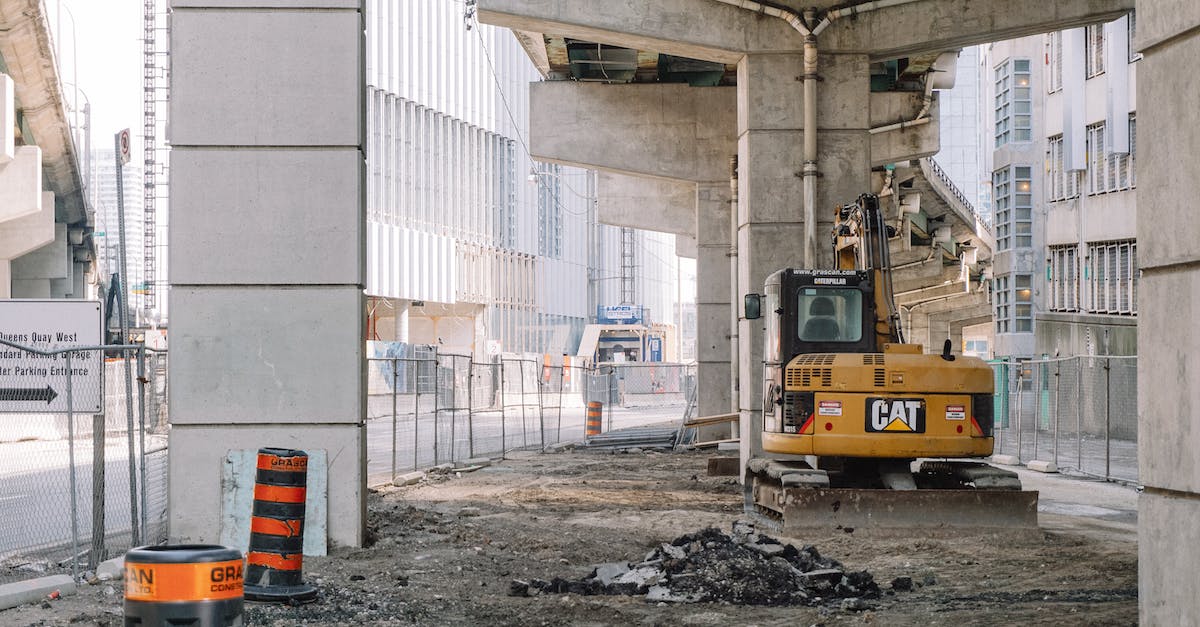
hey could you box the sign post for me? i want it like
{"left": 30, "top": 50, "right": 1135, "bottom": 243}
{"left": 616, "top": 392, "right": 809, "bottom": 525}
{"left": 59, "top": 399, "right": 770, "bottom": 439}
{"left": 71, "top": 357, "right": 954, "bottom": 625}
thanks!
{"left": 0, "top": 300, "right": 102, "bottom": 413}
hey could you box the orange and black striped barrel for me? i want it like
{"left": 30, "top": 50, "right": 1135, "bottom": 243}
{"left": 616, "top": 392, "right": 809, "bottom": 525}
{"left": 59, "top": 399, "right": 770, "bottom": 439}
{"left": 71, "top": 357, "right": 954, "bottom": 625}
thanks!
{"left": 124, "top": 544, "right": 244, "bottom": 625}
{"left": 586, "top": 401, "right": 603, "bottom": 437}
{"left": 243, "top": 448, "right": 318, "bottom": 603}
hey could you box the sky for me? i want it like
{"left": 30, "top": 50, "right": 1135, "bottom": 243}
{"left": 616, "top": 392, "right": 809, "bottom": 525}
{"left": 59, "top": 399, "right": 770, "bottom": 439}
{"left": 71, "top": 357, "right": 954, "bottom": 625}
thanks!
{"left": 45, "top": 0, "right": 146, "bottom": 157}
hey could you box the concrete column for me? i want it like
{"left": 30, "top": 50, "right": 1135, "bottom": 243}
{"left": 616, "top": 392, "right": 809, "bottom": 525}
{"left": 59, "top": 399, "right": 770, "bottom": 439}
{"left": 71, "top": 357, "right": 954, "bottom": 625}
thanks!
{"left": 695, "top": 183, "right": 732, "bottom": 424}
{"left": 394, "top": 299, "right": 410, "bottom": 344}
{"left": 168, "top": 1, "right": 366, "bottom": 548}
{"left": 1136, "top": 3, "right": 1200, "bottom": 622}
{"left": 736, "top": 52, "right": 870, "bottom": 470}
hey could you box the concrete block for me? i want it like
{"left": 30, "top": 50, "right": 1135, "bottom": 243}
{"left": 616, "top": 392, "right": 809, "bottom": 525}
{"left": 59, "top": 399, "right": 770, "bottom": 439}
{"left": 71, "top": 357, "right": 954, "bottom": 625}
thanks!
{"left": 457, "top": 457, "right": 492, "bottom": 469}
{"left": 170, "top": 9, "right": 362, "bottom": 146}
{"left": 219, "top": 449, "right": 327, "bottom": 556}
{"left": 0, "top": 146, "right": 42, "bottom": 222}
{"left": 0, "top": 190, "right": 53, "bottom": 259}
{"left": 1138, "top": 34, "right": 1200, "bottom": 270}
{"left": 695, "top": 303, "right": 732, "bottom": 362}
{"left": 10, "top": 280, "right": 50, "bottom": 298}
{"left": 95, "top": 556, "right": 123, "bottom": 581}
{"left": 170, "top": 148, "right": 363, "bottom": 285}
{"left": 11, "top": 223, "right": 67, "bottom": 280}
{"left": 990, "top": 454, "right": 1020, "bottom": 466}
{"left": 0, "top": 73, "right": 13, "bottom": 163}
{"left": 675, "top": 235, "right": 697, "bottom": 259}
{"left": 1140, "top": 490, "right": 1200, "bottom": 625}
{"left": 696, "top": 360, "right": 733, "bottom": 418}
{"left": 707, "top": 456, "right": 740, "bottom": 476}
{"left": 169, "top": 423, "right": 363, "bottom": 548}
{"left": 1139, "top": 271, "right": 1200, "bottom": 493}
{"left": 696, "top": 249, "right": 731, "bottom": 304}
{"left": 169, "top": 286, "right": 364, "bottom": 425}
{"left": 717, "top": 441, "right": 739, "bottom": 452}
{"left": 0, "top": 574, "right": 75, "bottom": 611}
{"left": 1025, "top": 460, "right": 1058, "bottom": 473}
{"left": 392, "top": 471, "right": 424, "bottom": 486}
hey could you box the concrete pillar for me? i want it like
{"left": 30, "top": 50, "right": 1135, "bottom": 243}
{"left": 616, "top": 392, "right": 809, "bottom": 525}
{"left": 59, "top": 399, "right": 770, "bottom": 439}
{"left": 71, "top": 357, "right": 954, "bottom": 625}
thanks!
{"left": 168, "top": 1, "right": 366, "bottom": 548}
{"left": 695, "top": 183, "right": 732, "bottom": 423}
{"left": 737, "top": 52, "right": 870, "bottom": 470}
{"left": 394, "top": 299, "right": 410, "bottom": 344}
{"left": 1136, "top": 3, "right": 1200, "bottom": 622}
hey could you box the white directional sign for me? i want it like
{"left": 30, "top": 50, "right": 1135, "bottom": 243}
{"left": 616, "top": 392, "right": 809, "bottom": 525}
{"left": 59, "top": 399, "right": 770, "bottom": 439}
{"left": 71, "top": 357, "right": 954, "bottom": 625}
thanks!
{"left": 0, "top": 300, "right": 103, "bottom": 413}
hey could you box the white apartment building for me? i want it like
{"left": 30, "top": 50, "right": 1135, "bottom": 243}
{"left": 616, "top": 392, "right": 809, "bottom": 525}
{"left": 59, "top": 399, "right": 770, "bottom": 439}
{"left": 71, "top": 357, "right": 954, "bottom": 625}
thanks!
{"left": 92, "top": 148, "right": 145, "bottom": 318}
{"left": 363, "top": 0, "right": 683, "bottom": 358}
{"left": 982, "top": 12, "right": 1138, "bottom": 361}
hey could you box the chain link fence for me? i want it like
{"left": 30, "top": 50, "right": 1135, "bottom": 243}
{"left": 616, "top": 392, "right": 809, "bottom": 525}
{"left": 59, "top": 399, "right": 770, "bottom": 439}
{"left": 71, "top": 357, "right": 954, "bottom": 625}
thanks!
{"left": 990, "top": 355, "right": 1137, "bottom": 483}
{"left": 366, "top": 349, "right": 696, "bottom": 482}
{"left": 0, "top": 340, "right": 168, "bottom": 585}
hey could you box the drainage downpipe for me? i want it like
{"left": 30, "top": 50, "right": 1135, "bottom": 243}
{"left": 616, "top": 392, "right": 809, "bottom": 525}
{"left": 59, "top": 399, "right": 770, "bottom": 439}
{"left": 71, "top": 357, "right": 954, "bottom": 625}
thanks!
{"left": 802, "top": 29, "right": 819, "bottom": 266}
{"left": 729, "top": 155, "right": 740, "bottom": 415}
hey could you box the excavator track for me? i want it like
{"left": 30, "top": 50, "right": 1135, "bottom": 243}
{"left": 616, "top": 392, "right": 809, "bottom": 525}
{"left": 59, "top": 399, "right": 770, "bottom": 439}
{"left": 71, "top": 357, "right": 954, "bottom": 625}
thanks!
{"left": 745, "top": 458, "right": 1039, "bottom": 534}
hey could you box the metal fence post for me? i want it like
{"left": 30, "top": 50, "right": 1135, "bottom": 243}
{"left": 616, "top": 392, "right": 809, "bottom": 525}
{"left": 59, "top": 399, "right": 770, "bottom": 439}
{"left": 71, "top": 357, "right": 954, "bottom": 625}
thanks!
{"left": 499, "top": 359, "right": 507, "bottom": 459}
{"left": 65, "top": 352, "right": 79, "bottom": 582}
{"left": 467, "top": 359, "right": 475, "bottom": 459}
{"left": 537, "top": 365, "right": 546, "bottom": 451}
{"left": 433, "top": 354, "right": 441, "bottom": 464}
{"left": 413, "top": 358, "right": 420, "bottom": 471}
{"left": 90, "top": 407, "right": 106, "bottom": 570}
{"left": 557, "top": 364, "right": 565, "bottom": 444}
{"left": 1076, "top": 356, "right": 1083, "bottom": 469}
{"left": 121, "top": 345, "right": 140, "bottom": 546}
{"left": 1053, "top": 359, "right": 1061, "bottom": 467}
{"left": 1031, "top": 362, "right": 1040, "bottom": 460}
{"left": 136, "top": 348, "right": 148, "bottom": 542}
{"left": 1105, "top": 356, "right": 1112, "bottom": 480}
{"left": 519, "top": 360, "right": 528, "bottom": 449}
{"left": 1015, "top": 364, "right": 1024, "bottom": 462}
{"left": 391, "top": 358, "right": 398, "bottom": 481}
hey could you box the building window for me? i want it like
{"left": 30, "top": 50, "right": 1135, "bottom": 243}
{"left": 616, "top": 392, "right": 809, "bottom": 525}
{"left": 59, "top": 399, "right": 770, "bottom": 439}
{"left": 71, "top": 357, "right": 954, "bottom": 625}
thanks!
{"left": 1046, "top": 135, "right": 1079, "bottom": 202}
{"left": 993, "top": 165, "right": 1032, "bottom": 250}
{"left": 1087, "top": 240, "right": 1137, "bottom": 315}
{"left": 1047, "top": 32, "right": 1063, "bottom": 93}
{"left": 536, "top": 163, "right": 563, "bottom": 258}
{"left": 994, "top": 59, "right": 1032, "bottom": 147}
{"left": 1087, "top": 120, "right": 1135, "bottom": 195}
{"left": 1086, "top": 24, "right": 1106, "bottom": 78}
{"left": 1128, "top": 11, "right": 1141, "bottom": 63}
{"left": 1014, "top": 274, "right": 1033, "bottom": 332}
{"left": 993, "top": 275, "right": 1010, "bottom": 334}
{"left": 1049, "top": 245, "right": 1079, "bottom": 312}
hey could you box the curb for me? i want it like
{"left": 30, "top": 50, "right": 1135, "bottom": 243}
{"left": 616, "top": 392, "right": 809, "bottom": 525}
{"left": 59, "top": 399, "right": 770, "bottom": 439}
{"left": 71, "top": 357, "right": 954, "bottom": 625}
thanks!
{"left": 0, "top": 574, "right": 76, "bottom": 611}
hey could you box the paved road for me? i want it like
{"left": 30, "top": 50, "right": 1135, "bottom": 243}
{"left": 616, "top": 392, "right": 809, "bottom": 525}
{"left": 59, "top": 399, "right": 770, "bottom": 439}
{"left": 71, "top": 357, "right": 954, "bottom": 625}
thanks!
{"left": 365, "top": 395, "right": 688, "bottom": 482}
{"left": 0, "top": 436, "right": 167, "bottom": 568}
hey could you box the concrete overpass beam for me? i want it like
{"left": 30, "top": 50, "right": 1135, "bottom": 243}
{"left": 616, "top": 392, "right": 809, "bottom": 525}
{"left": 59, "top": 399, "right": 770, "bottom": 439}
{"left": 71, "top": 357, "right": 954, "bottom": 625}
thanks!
{"left": 0, "top": 146, "right": 43, "bottom": 223}
{"left": 870, "top": 98, "right": 940, "bottom": 167}
{"left": 820, "top": 0, "right": 1134, "bottom": 60}
{"left": 11, "top": 222, "right": 67, "bottom": 281}
{"left": 596, "top": 172, "right": 695, "bottom": 236}
{"left": 0, "top": 191, "right": 54, "bottom": 260}
{"left": 478, "top": 0, "right": 797, "bottom": 64}
{"left": 168, "top": 1, "right": 366, "bottom": 549}
{"left": 530, "top": 82, "right": 735, "bottom": 183}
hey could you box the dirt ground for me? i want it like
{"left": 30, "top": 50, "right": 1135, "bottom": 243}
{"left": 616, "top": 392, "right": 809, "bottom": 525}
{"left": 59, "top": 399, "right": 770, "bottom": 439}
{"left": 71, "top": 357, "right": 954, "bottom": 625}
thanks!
{"left": 6, "top": 447, "right": 1137, "bottom": 626}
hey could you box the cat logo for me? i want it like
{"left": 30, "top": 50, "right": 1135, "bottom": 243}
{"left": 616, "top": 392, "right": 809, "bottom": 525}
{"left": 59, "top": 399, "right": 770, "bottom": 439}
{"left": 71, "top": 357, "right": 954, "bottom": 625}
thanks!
{"left": 865, "top": 398, "right": 925, "bottom": 433}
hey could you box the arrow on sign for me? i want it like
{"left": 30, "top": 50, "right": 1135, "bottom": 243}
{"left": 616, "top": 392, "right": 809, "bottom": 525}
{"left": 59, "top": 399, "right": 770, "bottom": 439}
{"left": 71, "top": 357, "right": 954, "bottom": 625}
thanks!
{"left": 0, "top": 386, "right": 59, "bottom": 404}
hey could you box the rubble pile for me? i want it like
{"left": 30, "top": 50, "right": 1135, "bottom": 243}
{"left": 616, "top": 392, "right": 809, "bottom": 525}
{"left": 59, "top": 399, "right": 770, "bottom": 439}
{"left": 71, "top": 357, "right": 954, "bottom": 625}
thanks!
{"left": 510, "top": 522, "right": 883, "bottom": 607}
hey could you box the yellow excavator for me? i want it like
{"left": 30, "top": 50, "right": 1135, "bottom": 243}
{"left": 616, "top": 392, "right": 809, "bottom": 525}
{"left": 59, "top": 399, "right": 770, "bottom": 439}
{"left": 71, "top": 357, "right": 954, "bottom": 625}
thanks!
{"left": 743, "top": 193, "right": 1038, "bottom": 532}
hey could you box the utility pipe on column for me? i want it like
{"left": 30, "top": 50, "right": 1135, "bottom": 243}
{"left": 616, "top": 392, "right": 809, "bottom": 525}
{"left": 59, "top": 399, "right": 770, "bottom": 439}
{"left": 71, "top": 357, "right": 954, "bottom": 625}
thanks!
{"left": 710, "top": 0, "right": 924, "bottom": 266}
{"left": 729, "top": 155, "right": 740, "bottom": 413}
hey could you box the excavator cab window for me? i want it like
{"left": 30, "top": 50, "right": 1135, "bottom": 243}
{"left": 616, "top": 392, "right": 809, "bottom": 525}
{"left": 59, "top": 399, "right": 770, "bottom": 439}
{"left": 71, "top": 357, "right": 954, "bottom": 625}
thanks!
{"left": 797, "top": 288, "right": 863, "bottom": 343}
